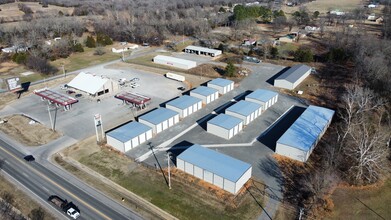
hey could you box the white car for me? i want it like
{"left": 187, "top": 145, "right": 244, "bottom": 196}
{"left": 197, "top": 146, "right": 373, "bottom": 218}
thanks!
{"left": 67, "top": 208, "right": 80, "bottom": 219}
{"left": 131, "top": 83, "right": 140, "bottom": 88}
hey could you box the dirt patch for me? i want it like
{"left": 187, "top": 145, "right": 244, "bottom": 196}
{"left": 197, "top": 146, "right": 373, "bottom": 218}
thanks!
{"left": 0, "top": 114, "right": 61, "bottom": 146}
{"left": 0, "top": 174, "right": 54, "bottom": 220}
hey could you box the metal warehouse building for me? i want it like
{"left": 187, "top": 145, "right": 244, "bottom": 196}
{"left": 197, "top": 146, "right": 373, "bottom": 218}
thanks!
{"left": 106, "top": 121, "right": 152, "bottom": 153}
{"left": 184, "top": 45, "right": 222, "bottom": 57}
{"left": 274, "top": 64, "right": 312, "bottom": 90}
{"left": 276, "top": 105, "right": 335, "bottom": 162}
{"left": 207, "top": 114, "right": 243, "bottom": 139}
{"left": 165, "top": 95, "right": 202, "bottom": 118}
{"left": 245, "top": 89, "right": 279, "bottom": 111}
{"left": 138, "top": 108, "right": 179, "bottom": 134}
{"left": 225, "top": 100, "right": 262, "bottom": 126}
{"left": 67, "top": 72, "right": 119, "bottom": 97}
{"left": 177, "top": 144, "right": 252, "bottom": 194}
{"left": 153, "top": 55, "right": 197, "bottom": 70}
{"left": 207, "top": 78, "right": 234, "bottom": 94}
{"left": 190, "top": 86, "right": 219, "bottom": 104}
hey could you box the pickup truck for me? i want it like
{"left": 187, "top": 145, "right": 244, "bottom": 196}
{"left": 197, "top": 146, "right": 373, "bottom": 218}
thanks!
{"left": 48, "top": 195, "right": 80, "bottom": 219}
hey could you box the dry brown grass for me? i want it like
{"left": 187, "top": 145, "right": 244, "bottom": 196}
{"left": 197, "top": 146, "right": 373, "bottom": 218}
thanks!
{"left": 0, "top": 2, "right": 74, "bottom": 21}
{"left": 0, "top": 174, "right": 54, "bottom": 220}
{"left": 0, "top": 114, "right": 61, "bottom": 146}
{"left": 282, "top": 0, "right": 364, "bottom": 14}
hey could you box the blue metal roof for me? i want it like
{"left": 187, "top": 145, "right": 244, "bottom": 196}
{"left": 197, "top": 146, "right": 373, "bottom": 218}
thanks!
{"left": 246, "top": 89, "right": 278, "bottom": 103}
{"left": 191, "top": 86, "right": 218, "bottom": 97}
{"left": 277, "top": 105, "right": 335, "bottom": 151}
{"left": 139, "top": 108, "right": 178, "bottom": 125}
{"left": 166, "top": 95, "right": 202, "bottom": 110}
{"left": 107, "top": 121, "right": 151, "bottom": 142}
{"left": 276, "top": 64, "right": 311, "bottom": 83}
{"left": 208, "top": 78, "right": 233, "bottom": 87}
{"left": 226, "top": 100, "right": 262, "bottom": 117}
{"left": 208, "top": 114, "right": 242, "bottom": 130}
{"left": 178, "top": 144, "right": 252, "bottom": 182}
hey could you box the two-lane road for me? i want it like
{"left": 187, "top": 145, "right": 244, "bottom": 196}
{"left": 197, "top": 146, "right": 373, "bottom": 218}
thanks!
{"left": 0, "top": 138, "right": 143, "bottom": 220}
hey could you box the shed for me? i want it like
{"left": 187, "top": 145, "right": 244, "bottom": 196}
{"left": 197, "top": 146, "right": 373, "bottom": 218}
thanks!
{"left": 274, "top": 64, "right": 312, "bottom": 90}
{"left": 177, "top": 144, "right": 252, "bottom": 194}
{"left": 165, "top": 95, "right": 203, "bottom": 118}
{"left": 184, "top": 45, "right": 222, "bottom": 57}
{"left": 67, "top": 72, "right": 118, "bottom": 97}
{"left": 153, "top": 55, "right": 197, "bottom": 70}
{"left": 138, "top": 108, "right": 179, "bottom": 134}
{"left": 225, "top": 100, "right": 262, "bottom": 125}
{"left": 207, "top": 78, "right": 234, "bottom": 94}
{"left": 245, "top": 89, "right": 279, "bottom": 110}
{"left": 190, "top": 86, "right": 219, "bottom": 104}
{"left": 207, "top": 114, "right": 243, "bottom": 139}
{"left": 276, "top": 105, "right": 335, "bottom": 162}
{"left": 106, "top": 121, "right": 152, "bottom": 153}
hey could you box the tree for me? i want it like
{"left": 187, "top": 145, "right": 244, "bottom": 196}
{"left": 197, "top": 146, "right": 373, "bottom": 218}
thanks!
{"left": 313, "top": 11, "right": 320, "bottom": 19}
{"left": 29, "top": 207, "right": 46, "bottom": 220}
{"left": 94, "top": 46, "right": 105, "bottom": 55}
{"left": 294, "top": 47, "right": 313, "bottom": 62}
{"left": 292, "top": 7, "right": 310, "bottom": 25}
{"left": 225, "top": 62, "right": 236, "bottom": 77}
{"left": 270, "top": 47, "right": 279, "bottom": 59}
{"left": 86, "top": 36, "right": 96, "bottom": 48}
{"left": 96, "top": 33, "right": 113, "bottom": 46}
{"left": 1, "top": 191, "right": 14, "bottom": 215}
{"left": 218, "top": 7, "right": 226, "bottom": 13}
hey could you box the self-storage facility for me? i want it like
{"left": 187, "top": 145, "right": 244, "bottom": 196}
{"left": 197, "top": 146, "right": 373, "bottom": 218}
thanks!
{"left": 177, "top": 144, "right": 252, "bottom": 194}
{"left": 276, "top": 105, "right": 335, "bottom": 162}
{"left": 153, "top": 55, "right": 197, "bottom": 70}
{"left": 184, "top": 45, "right": 222, "bottom": 57}
{"left": 190, "top": 86, "right": 219, "bottom": 104}
{"left": 245, "top": 89, "right": 279, "bottom": 111}
{"left": 207, "top": 78, "right": 234, "bottom": 94}
{"left": 207, "top": 114, "right": 243, "bottom": 139}
{"left": 138, "top": 108, "right": 179, "bottom": 134}
{"left": 274, "top": 64, "right": 312, "bottom": 90}
{"left": 225, "top": 100, "right": 262, "bottom": 126}
{"left": 165, "top": 95, "right": 203, "bottom": 118}
{"left": 106, "top": 121, "right": 152, "bottom": 153}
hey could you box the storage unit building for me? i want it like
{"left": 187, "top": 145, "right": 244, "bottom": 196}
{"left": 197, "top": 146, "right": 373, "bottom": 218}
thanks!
{"left": 207, "top": 114, "right": 243, "bottom": 139}
{"left": 106, "top": 121, "right": 152, "bottom": 153}
{"left": 207, "top": 78, "right": 234, "bottom": 95}
{"left": 245, "top": 89, "right": 279, "bottom": 111}
{"left": 165, "top": 95, "right": 203, "bottom": 118}
{"left": 276, "top": 105, "right": 335, "bottom": 162}
{"left": 190, "top": 86, "right": 219, "bottom": 104}
{"left": 177, "top": 144, "right": 252, "bottom": 194}
{"left": 184, "top": 45, "right": 222, "bottom": 57}
{"left": 225, "top": 100, "right": 262, "bottom": 126}
{"left": 274, "top": 64, "right": 312, "bottom": 90}
{"left": 138, "top": 108, "right": 180, "bottom": 134}
{"left": 153, "top": 55, "right": 197, "bottom": 70}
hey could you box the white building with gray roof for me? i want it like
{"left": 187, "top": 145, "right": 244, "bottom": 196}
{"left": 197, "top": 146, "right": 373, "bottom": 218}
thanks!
{"left": 274, "top": 64, "right": 311, "bottom": 90}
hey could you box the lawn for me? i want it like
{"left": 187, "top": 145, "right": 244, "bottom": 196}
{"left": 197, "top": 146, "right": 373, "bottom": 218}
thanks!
{"left": 61, "top": 140, "right": 265, "bottom": 220}
{"left": 126, "top": 52, "right": 190, "bottom": 72}
{"left": 327, "top": 179, "right": 391, "bottom": 220}
{"left": 51, "top": 46, "right": 121, "bottom": 74}
{"left": 283, "top": 0, "right": 363, "bottom": 14}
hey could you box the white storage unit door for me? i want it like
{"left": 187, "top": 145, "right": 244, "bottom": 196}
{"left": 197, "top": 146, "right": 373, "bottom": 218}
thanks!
{"left": 183, "top": 108, "right": 188, "bottom": 118}
{"left": 131, "top": 137, "right": 139, "bottom": 148}
{"left": 194, "top": 166, "right": 203, "bottom": 179}
{"left": 233, "top": 125, "right": 238, "bottom": 135}
{"left": 174, "top": 115, "right": 179, "bottom": 123}
{"left": 168, "top": 117, "right": 174, "bottom": 127}
{"left": 206, "top": 96, "right": 211, "bottom": 104}
{"left": 162, "top": 120, "right": 168, "bottom": 130}
{"left": 124, "top": 141, "right": 131, "bottom": 152}
{"left": 146, "top": 130, "right": 152, "bottom": 139}
{"left": 139, "top": 133, "right": 146, "bottom": 143}
{"left": 177, "top": 159, "right": 185, "bottom": 170}
{"left": 188, "top": 106, "right": 193, "bottom": 115}
{"left": 223, "top": 86, "right": 227, "bottom": 94}
{"left": 213, "top": 174, "right": 224, "bottom": 188}
{"left": 184, "top": 162, "right": 194, "bottom": 174}
{"left": 156, "top": 123, "right": 162, "bottom": 133}
{"left": 230, "top": 83, "right": 234, "bottom": 91}
{"left": 223, "top": 179, "right": 236, "bottom": 194}
{"left": 197, "top": 102, "right": 202, "bottom": 109}
{"left": 228, "top": 129, "right": 234, "bottom": 139}
{"left": 204, "top": 170, "right": 213, "bottom": 184}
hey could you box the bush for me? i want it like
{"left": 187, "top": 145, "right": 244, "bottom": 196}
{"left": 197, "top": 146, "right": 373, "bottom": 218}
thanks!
{"left": 86, "top": 36, "right": 96, "bottom": 48}
{"left": 29, "top": 207, "right": 45, "bottom": 220}
{"left": 96, "top": 33, "right": 113, "bottom": 46}
{"left": 225, "top": 61, "right": 236, "bottom": 77}
{"left": 94, "top": 47, "right": 105, "bottom": 56}
{"left": 73, "top": 43, "right": 84, "bottom": 52}
{"left": 26, "top": 56, "right": 57, "bottom": 75}
{"left": 18, "top": 3, "right": 33, "bottom": 14}
{"left": 12, "top": 53, "right": 28, "bottom": 64}
{"left": 270, "top": 47, "right": 279, "bottom": 59}
{"left": 294, "top": 48, "right": 313, "bottom": 62}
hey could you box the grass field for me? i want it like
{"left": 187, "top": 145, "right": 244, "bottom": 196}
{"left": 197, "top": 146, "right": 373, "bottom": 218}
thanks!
{"left": 0, "top": 2, "right": 74, "bottom": 21}
{"left": 60, "top": 139, "right": 265, "bottom": 220}
{"left": 283, "top": 0, "right": 364, "bottom": 14}
{"left": 327, "top": 179, "right": 391, "bottom": 220}
{"left": 51, "top": 46, "right": 121, "bottom": 74}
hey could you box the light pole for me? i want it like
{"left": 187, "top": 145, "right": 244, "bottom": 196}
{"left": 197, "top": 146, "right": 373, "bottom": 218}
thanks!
{"left": 167, "top": 152, "right": 171, "bottom": 190}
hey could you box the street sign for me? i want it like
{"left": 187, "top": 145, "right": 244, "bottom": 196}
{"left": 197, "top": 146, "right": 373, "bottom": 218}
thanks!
{"left": 6, "top": 77, "right": 22, "bottom": 92}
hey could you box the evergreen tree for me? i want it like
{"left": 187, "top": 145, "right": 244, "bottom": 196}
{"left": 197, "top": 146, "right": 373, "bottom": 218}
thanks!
{"left": 86, "top": 36, "right": 96, "bottom": 48}
{"left": 225, "top": 62, "right": 236, "bottom": 77}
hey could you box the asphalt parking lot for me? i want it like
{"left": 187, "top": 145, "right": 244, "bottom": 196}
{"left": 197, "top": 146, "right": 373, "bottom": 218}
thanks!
{"left": 0, "top": 63, "right": 186, "bottom": 140}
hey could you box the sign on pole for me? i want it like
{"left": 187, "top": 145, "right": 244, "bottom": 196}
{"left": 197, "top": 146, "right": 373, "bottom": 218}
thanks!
{"left": 94, "top": 114, "right": 105, "bottom": 143}
{"left": 6, "top": 77, "right": 22, "bottom": 92}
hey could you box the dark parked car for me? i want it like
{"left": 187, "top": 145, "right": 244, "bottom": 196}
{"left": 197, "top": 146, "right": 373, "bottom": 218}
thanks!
{"left": 177, "top": 87, "right": 186, "bottom": 91}
{"left": 24, "top": 155, "right": 35, "bottom": 162}
{"left": 75, "top": 94, "right": 82, "bottom": 98}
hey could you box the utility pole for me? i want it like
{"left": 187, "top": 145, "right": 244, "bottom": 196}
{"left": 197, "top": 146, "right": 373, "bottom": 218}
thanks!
{"left": 299, "top": 208, "right": 304, "bottom": 220}
{"left": 167, "top": 153, "right": 171, "bottom": 189}
{"left": 62, "top": 64, "right": 66, "bottom": 78}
